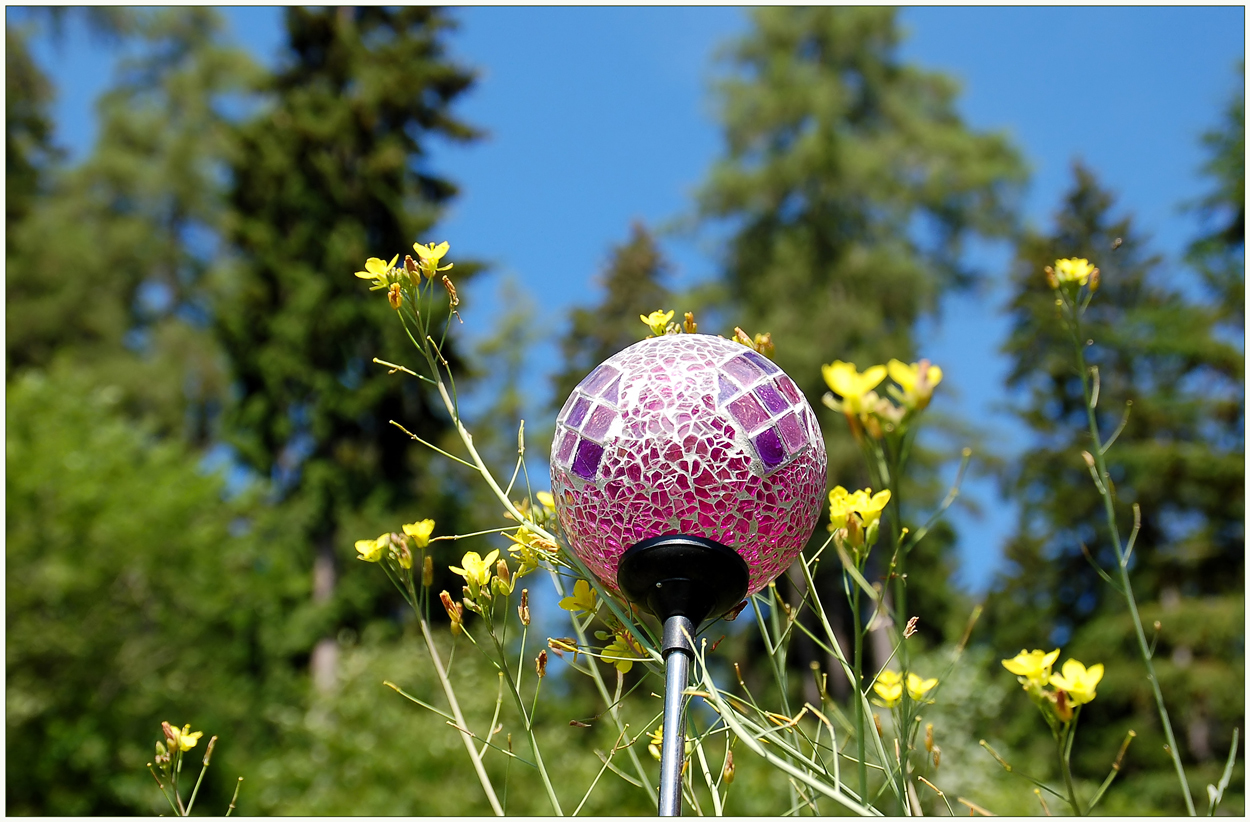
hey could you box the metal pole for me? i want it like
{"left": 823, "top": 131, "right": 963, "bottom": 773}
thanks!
{"left": 659, "top": 615, "right": 694, "bottom": 816}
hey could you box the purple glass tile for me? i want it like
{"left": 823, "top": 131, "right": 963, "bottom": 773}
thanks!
{"left": 555, "top": 429, "right": 578, "bottom": 464}
{"left": 600, "top": 375, "right": 622, "bottom": 405}
{"left": 743, "top": 349, "right": 780, "bottom": 375}
{"left": 581, "top": 364, "right": 619, "bottom": 395}
{"left": 728, "top": 392, "right": 770, "bottom": 433}
{"left": 753, "top": 428, "right": 785, "bottom": 469}
{"left": 776, "top": 375, "right": 801, "bottom": 404}
{"left": 582, "top": 404, "right": 617, "bottom": 441}
{"left": 754, "top": 383, "right": 788, "bottom": 415}
{"left": 717, "top": 373, "right": 739, "bottom": 405}
{"left": 572, "top": 439, "right": 605, "bottom": 480}
{"left": 564, "top": 396, "right": 591, "bottom": 429}
{"left": 777, "top": 413, "right": 806, "bottom": 452}
{"left": 723, "top": 354, "right": 764, "bottom": 386}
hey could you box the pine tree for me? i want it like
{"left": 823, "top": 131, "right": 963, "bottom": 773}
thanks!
{"left": 6, "top": 9, "right": 258, "bottom": 443}
{"left": 214, "top": 7, "right": 480, "bottom": 689}
{"left": 695, "top": 7, "right": 1025, "bottom": 651}
{"left": 989, "top": 159, "right": 1243, "bottom": 812}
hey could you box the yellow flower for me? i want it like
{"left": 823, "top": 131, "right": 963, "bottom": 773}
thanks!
{"left": 602, "top": 631, "right": 643, "bottom": 674}
{"left": 648, "top": 727, "right": 664, "bottom": 761}
{"left": 558, "top": 578, "right": 598, "bottom": 615}
{"left": 355, "top": 534, "right": 387, "bottom": 563}
{"left": 1049, "top": 658, "right": 1104, "bottom": 706}
{"left": 850, "top": 488, "right": 891, "bottom": 528}
{"left": 172, "top": 724, "right": 203, "bottom": 752}
{"left": 354, "top": 254, "right": 398, "bottom": 284}
{"left": 505, "top": 526, "right": 555, "bottom": 577}
{"left": 907, "top": 673, "right": 938, "bottom": 702}
{"left": 828, "top": 486, "right": 855, "bottom": 530}
{"left": 872, "top": 669, "right": 903, "bottom": 708}
{"left": 821, "top": 361, "right": 887, "bottom": 414}
{"left": 1002, "top": 648, "right": 1060, "bottom": 688}
{"left": 1053, "top": 257, "right": 1096, "bottom": 287}
{"left": 450, "top": 549, "right": 499, "bottom": 589}
{"left": 535, "top": 491, "right": 556, "bottom": 512}
{"left": 402, "top": 519, "right": 436, "bottom": 548}
{"left": 641, "top": 309, "right": 674, "bottom": 337}
{"left": 412, "top": 241, "right": 452, "bottom": 279}
{"left": 887, "top": 359, "right": 943, "bottom": 409}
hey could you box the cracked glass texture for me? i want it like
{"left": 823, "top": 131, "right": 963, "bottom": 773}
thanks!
{"left": 550, "top": 334, "right": 827, "bottom": 596}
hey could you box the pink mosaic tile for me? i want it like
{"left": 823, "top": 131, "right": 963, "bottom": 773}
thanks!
{"left": 551, "top": 334, "right": 827, "bottom": 596}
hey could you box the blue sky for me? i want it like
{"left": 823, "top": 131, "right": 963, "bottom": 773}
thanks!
{"left": 20, "top": 6, "right": 1244, "bottom": 591}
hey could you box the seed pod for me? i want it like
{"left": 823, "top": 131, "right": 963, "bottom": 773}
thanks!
{"left": 422, "top": 555, "right": 434, "bottom": 587}
{"left": 723, "top": 749, "right": 735, "bottom": 784}
{"left": 924, "top": 723, "right": 934, "bottom": 753}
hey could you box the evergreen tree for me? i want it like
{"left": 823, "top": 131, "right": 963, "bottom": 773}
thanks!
{"left": 6, "top": 9, "right": 258, "bottom": 443}
{"left": 989, "top": 161, "right": 1243, "bottom": 812}
{"left": 214, "top": 7, "right": 480, "bottom": 689}
{"left": 551, "top": 222, "right": 673, "bottom": 407}
{"left": 696, "top": 7, "right": 1025, "bottom": 651}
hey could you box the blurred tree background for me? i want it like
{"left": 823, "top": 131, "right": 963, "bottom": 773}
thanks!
{"left": 6, "top": 6, "right": 1242, "bottom": 816}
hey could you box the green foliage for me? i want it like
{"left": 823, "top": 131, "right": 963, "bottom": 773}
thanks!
{"left": 988, "top": 161, "right": 1244, "bottom": 812}
{"left": 213, "top": 7, "right": 483, "bottom": 676}
{"left": 6, "top": 9, "right": 258, "bottom": 442}
{"left": 5, "top": 367, "right": 307, "bottom": 815}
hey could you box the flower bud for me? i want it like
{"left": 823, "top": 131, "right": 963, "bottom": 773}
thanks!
{"left": 422, "top": 555, "right": 433, "bottom": 587}
{"left": 683, "top": 311, "right": 697, "bottom": 334}
{"left": 439, "top": 590, "right": 464, "bottom": 634}
{"left": 404, "top": 255, "right": 418, "bottom": 275}
{"left": 1054, "top": 688, "right": 1073, "bottom": 723}
{"left": 924, "top": 723, "right": 934, "bottom": 752}
{"left": 723, "top": 749, "right": 735, "bottom": 784}
{"left": 536, "top": 649, "right": 548, "bottom": 678}
{"left": 518, "top": 588, "right": 531, "bottom": 626}
{"left": 932, "top": 746, "right": 941, "bottom": 769}
{"left": 387, "top": 283, "right": 402, "bottom": 310}
{"left": 156, "top": 740, "right": 167, "bottom": 757}
{"left": 441, "top": 275, "right": 459, "bottom": 307}
{"left": 394, "top": 537, "right": 413, "bottom": 570}
{"left": 873, "top": 713, "right": 883, "bottom": 738}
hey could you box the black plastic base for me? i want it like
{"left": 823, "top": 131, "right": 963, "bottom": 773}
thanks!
{"left": 617, "top": 535, "right": 750, "bottom": 628}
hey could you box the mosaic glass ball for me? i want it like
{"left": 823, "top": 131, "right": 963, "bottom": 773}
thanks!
{"left": 550, "top": 334, "right": 828, "bottom": 597}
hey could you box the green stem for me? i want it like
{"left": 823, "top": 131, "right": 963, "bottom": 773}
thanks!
{"left": 489, "top": 630, "right": 564, "bottom": 815}
{"left": 852, "top": 582, "right": 869, "bottom": 805}
{"left": 1066, "top": 302, "right": 1196, "bottom": 815}
{"left": 1058, "top": 725, "right": 1084, "bottom": 815}
{"left": 420, "top": 617, "right": 505, "bottom": 816}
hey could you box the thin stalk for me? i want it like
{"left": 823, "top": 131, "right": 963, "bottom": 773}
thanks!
{"left": 488, "top": 630, "right": 564, "bottom": 815}
{"left": 1066, "top": 301, "right": 1196, "bottom": 815}
{"left": 1058, "top": 726, "right": 1084, "bottom": 815}
{"left": 548, "top": 570, "right": 658, "bottom": 804}
{"left": 226, "top": 777, "right": 242, "bottom": 816}
{"left": 852, "top": 581, "right": 869, "bottom": 805}
{"left": 419, "top": 618, "right": 504, "bottom": 816}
